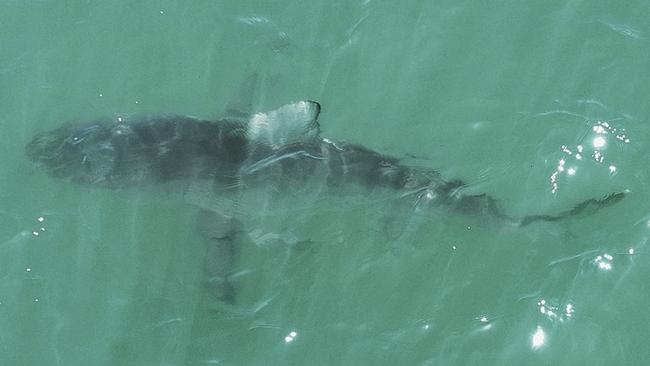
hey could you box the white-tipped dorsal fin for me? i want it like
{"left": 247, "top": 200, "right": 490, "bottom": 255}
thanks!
{"left": 247, "top": 101, "right": 321, "bottom": 148}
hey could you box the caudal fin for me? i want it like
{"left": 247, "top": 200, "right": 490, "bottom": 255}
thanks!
{"left": 518, "top": 191, "right": 626, "bottom": 226}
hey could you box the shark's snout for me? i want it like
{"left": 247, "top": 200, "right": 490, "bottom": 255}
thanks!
{"left": 25, "top": 132, "right": 61, "bottom": 164}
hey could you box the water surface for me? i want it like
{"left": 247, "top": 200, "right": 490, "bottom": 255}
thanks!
{"left": 2, "top": 1, "right": 649, "bottom": 365}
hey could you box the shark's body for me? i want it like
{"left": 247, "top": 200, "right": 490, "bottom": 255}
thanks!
{"left": 25, "top": 100, "right": 623, "bottom": 302}
{"left": 25, "top": 102, "right": 526, "bottom": 221}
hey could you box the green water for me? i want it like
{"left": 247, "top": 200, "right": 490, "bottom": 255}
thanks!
{"left": 3, "top": 1, "right": 650, "bottom": 365}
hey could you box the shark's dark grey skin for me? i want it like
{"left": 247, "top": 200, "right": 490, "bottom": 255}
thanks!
{"left": 25, "top": 101, "right": 624, "bottom": 302}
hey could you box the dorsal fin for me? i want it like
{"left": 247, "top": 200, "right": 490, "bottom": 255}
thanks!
{"left": 247, "top": 101, "right": 321, "bottom": 148}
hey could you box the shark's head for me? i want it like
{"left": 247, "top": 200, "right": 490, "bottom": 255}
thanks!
{"left": 26, "top": 120, "right": 121, "bottom": 187}
{"left": 26, "top": 115, "right": 250, "bottom": 189}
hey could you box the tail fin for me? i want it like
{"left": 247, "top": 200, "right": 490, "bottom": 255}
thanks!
{"left": 518, "top": 191, "right": 626, "bottom": 226}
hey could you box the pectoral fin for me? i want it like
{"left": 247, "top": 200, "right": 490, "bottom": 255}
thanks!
{"left": 222, "top": 73, "right": 261, "bottom": 119}
{"left": 197, "top": 209, "right": 245, "bottom": 303}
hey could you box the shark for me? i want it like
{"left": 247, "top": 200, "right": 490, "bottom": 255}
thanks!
{"left": 25, "top": 99, "right": 624, "bottom": 303}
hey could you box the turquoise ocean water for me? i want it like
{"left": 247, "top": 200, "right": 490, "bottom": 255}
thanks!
{"left": 2, "top": 1, "right": 650, "bottom": 365}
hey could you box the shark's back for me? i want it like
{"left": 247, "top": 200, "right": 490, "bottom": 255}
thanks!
{"left": 26, "top": 100, "right": 624, "bottom": 224}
